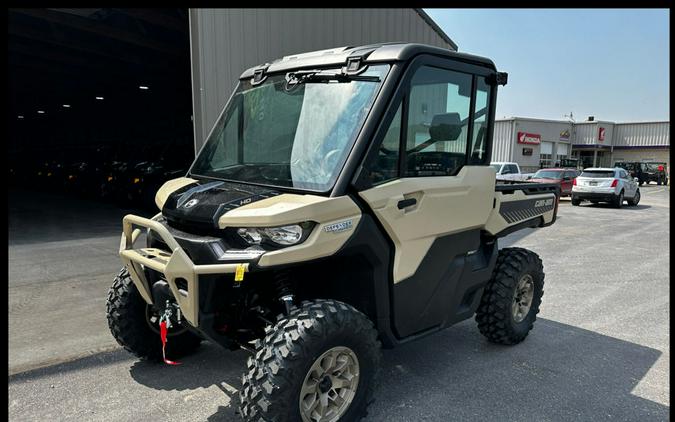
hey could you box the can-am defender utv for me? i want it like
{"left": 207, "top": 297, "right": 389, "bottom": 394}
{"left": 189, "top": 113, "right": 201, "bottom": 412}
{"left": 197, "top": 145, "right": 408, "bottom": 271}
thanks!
{"left": 107, "top": 43, "right": 559, "bottom": 421}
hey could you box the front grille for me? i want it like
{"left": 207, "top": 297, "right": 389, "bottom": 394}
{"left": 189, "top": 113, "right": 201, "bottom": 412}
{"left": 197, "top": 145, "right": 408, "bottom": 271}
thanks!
{"left": 165, "top": 216, "right": 222, "bottom": 237}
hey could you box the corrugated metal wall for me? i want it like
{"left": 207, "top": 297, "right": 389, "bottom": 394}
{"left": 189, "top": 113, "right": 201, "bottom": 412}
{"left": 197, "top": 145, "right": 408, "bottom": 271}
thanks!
{"left": 573, "top": 122, "right": 600, "bottom": 145}
{"left": 613, "top": 122, "right": 670, "bottom": 147}
{"left": 491, "top": 120, "right": 515, "bottom": 162}
{"left": 189, "top": 8, "right": 456, "bottom": 148}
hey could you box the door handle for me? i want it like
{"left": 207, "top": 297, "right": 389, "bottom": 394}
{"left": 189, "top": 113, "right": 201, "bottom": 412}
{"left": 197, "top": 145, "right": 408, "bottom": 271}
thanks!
{"left": 397, "top": 198, "right": 417, "bottom": 210}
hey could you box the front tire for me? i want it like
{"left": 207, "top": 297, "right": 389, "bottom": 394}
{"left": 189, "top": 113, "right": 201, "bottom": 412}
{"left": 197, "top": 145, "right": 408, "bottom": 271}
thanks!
{"left": 239, "top": 299, "right": 381, "bottom": 422}
{"left": 476, "top": 247, "right": 544, "bottom": 345}
{"left": 627, "top": 189, "right": 641, "bottom": 206}
{"left": 106, "top": 268, "right": 201, "bottom": 361}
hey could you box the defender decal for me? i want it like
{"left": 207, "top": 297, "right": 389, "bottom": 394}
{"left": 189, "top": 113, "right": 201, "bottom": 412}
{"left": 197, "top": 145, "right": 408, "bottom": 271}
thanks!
{"left": 324, "top": 220, "right": 353, "bottom": 233}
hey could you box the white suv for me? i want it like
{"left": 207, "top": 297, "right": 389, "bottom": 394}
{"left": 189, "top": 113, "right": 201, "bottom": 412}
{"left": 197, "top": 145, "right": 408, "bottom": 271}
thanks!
{"left": 571, "top": 167, "right": 640, "bottom": 208}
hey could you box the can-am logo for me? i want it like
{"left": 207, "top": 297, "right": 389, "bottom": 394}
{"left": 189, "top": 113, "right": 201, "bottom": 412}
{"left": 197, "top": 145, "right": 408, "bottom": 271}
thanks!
{"left": 183, "top": 199, "right": 199, "bottom": 209}
{"left": 534, "top": 198, "right": 554, "bottom": 208}
{"left": 517, "top": 132, "right": 541, "bottom": 145}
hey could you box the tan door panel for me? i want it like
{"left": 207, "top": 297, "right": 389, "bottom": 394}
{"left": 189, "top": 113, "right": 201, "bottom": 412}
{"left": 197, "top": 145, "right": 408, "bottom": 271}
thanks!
{"left": 359, "top": 166, "right": 495, "bottom": 283}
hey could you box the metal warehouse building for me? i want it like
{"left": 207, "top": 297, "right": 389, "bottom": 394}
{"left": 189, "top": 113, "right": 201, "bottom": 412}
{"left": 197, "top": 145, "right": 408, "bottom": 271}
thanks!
{"left": 188, "top": 8, "right": 457, "bottom": 148}
{"left": 492, "top": 117, "right": 670, "bottom": 173}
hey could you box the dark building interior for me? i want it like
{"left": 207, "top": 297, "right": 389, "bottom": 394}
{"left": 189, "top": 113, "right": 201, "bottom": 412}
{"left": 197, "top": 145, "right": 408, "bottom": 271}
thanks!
{"left": 8, "top": 8, "right": 194, "bottom": 209}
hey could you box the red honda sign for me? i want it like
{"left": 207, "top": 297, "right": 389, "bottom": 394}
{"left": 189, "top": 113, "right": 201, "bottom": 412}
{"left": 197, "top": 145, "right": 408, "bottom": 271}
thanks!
{"left": 517, "top": 132, "right": 541, "bottom": 145}
{"left": 598, "top": 127, "right": 605, "bottom": 141}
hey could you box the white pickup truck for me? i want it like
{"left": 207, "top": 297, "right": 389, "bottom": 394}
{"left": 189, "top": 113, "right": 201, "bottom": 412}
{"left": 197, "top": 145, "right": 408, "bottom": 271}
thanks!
{"left": 490, "top": 162, "right": 533, "bottom": 181}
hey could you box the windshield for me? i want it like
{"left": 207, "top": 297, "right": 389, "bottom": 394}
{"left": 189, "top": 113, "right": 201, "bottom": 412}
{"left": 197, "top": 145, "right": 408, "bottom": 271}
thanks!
{"left": 190, "top": 65, "right": 390, "bottom": 192}
{"left": 533, "top": 170, "right": 563, "bottom": 179}
{"left": 490, "top": 164, "right": 502, "bottom": 172}
{"left": 581, "top": 171, "right": 615, "bottom": 178}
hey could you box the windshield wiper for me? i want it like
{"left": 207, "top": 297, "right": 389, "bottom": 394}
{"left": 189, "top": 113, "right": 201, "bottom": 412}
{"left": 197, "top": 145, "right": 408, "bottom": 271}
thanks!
{"left": 285, "top": 70, "right": 381, "bottom": 85}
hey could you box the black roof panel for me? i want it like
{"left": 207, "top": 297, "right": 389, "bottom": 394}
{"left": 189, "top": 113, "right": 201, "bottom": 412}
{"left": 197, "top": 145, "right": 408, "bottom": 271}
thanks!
{"left": 239, "top": 42, "right": 496, "bottom": 79}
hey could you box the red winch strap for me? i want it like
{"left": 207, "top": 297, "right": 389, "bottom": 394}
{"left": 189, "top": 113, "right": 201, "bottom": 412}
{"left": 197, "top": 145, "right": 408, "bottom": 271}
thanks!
{"left": 159, "top": 320, "right": 181, "bottom": 365}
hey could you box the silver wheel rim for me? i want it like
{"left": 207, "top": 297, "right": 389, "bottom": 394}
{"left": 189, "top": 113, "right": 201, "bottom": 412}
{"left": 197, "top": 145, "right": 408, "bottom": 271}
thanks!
{"left": 512, "top": 274, "right": 535, "bottom": 323}
{"left": 299, "top": 346, "right": 360, "bottom": 422}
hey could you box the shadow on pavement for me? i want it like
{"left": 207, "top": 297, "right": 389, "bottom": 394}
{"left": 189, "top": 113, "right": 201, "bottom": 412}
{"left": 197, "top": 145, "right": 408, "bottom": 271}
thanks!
{"left": 9, "top": 348, "right": 132, "bottom": 382}
{"left": 8, "top": 319, "right": 667, "bottom": 421}
{"left": 580, "top": 203, "right": 652, "bottom": 211}
{"left": 124, "top": 318, "right": 667, "bottom": 421}
{"left": 128, "top": 345, "right": 248, "bottom": 392}
{"left": 366, "top": 318, "right": 667, "bottom": 421}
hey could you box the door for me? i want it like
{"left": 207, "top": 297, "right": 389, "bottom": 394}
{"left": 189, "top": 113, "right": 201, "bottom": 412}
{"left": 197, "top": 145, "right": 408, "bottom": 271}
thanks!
{"left": 561, "top": 171, "right": 575, "bottom": 195}
{"left": 620, "top": 169, "right": 637, "bottom": 197}
{"left": 357, "top": 57, "right": 497, "bottom": 338}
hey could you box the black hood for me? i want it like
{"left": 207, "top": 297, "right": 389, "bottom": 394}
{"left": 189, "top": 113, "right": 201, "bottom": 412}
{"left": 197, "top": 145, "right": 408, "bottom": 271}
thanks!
{"left": 162, "top": 179, "right": 280, "bottom": 228}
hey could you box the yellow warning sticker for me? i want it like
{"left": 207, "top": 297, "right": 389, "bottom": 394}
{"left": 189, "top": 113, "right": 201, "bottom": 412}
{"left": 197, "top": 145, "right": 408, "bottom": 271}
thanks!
{"left": 234, "top": 264, "right": 246, "bottom": 282}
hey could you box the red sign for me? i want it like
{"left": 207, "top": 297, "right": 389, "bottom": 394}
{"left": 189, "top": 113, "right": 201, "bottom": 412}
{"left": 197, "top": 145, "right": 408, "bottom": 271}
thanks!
{"left": 598, "top": 127, "right": 605, "bottom": 142}
{"left": 517, "top": 132, "right": 541, "bottom": 145}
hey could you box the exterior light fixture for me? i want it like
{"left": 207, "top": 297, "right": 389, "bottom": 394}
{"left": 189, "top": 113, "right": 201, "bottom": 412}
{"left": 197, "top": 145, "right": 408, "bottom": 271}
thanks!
{"left": 17, "top": 115, "right": 24, "bottom": 119}
{"left": 37, "top": 110, "right": 45, "bottom": 114}
{"left": 96, "top": 96, "right": 104, "bottom": 100}
{"left": 139, "top": 85, "right": 149, "bottom": 90}
{"left": 62, "top": 104, "right": 71, "bottom": 108}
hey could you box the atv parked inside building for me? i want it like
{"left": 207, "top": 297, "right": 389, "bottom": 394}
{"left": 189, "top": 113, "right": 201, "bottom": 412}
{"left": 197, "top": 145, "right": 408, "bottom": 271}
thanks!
{"left": 106, "top": 43, "right": 559, "bottom": 421}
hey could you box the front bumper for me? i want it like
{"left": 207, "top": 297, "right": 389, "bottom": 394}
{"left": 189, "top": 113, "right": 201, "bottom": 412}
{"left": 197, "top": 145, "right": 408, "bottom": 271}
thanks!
{"left": 119, "top": 214, "right": 249, "bottom": 327}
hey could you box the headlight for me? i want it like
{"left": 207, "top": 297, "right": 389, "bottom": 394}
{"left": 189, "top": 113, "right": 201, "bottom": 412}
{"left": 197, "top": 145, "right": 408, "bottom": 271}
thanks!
{"left": 237, "top": 223, "right": 310, "bottom": 247}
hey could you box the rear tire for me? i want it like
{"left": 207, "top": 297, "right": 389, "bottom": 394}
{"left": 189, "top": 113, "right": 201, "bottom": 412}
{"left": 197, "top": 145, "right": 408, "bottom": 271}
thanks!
{"left": 613, "top": 191, "right": 624, "bottom": 208}
{"left": 239, "top": 299, "right": 381, "bottom": 422}
{"left": 476, "top": 247, "right": 544, "bottom": 345}
{"left": 106, "top": 268, "right": 201, "bottom": 361}
{"left": 571, "top": 196, "right": 581, "bottom": 206}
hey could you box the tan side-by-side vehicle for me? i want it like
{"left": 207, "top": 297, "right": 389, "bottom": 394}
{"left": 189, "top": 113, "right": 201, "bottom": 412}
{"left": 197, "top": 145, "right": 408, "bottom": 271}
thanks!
{"left": 106, "top": 43, "right": 559, "bottom": 422}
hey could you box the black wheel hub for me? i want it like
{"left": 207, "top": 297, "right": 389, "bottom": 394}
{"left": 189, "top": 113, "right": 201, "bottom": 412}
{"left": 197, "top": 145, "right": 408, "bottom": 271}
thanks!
{"left": 318, "top": 375, "right": 333, "bottom": 393}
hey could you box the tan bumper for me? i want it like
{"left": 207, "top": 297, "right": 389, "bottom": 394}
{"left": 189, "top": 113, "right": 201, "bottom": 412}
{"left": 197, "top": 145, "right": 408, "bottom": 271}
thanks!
{"left": 119, "top": 214, "right": 248, "bottom": 326}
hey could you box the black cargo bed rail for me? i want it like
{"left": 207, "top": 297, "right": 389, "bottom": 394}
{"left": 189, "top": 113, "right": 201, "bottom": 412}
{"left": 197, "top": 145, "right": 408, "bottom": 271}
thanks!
{"left": 495, "top": 180, "right": 560, "bottom": 196}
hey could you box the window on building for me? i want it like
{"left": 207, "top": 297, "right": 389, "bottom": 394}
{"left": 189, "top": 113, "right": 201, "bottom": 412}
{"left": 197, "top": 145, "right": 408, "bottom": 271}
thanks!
{"left": 540, "top": 154, "right": 553, "bottom": 168}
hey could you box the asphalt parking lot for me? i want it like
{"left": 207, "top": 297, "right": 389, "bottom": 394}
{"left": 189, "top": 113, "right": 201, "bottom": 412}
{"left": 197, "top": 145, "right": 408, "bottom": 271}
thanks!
{"left": 8, "top": 185, "right": 670, "bottom": 421}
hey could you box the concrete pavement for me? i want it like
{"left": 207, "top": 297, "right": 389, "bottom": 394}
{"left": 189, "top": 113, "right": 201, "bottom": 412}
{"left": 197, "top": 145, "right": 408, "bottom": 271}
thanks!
{"left": 8, "top": 186, "right": 670, "bottom": 421}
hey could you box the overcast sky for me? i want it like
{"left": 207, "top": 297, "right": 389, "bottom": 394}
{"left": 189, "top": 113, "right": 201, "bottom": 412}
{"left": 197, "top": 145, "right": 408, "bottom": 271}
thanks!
{"left": 424, "top": 9, "right": 669, "bottom": 122}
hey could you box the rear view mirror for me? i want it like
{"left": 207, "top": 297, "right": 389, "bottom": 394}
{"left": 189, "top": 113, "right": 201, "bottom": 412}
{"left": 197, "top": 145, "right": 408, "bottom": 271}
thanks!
{"left": 429, "top": 113, "right": 462, "bottom": 141}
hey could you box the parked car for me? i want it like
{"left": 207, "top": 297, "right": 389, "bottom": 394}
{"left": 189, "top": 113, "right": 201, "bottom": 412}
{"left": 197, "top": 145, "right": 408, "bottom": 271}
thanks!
{"left": 614, "top": 162, "right": 668, "bottom": 186}
{"left": 528, "top": 168, "right": 578, "bottom": 197}
{"left": 490, "top": 161, "right": 530, "bottom": 181}
{"left": 571, "top": 167, "right": 640, "bottom": 208}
